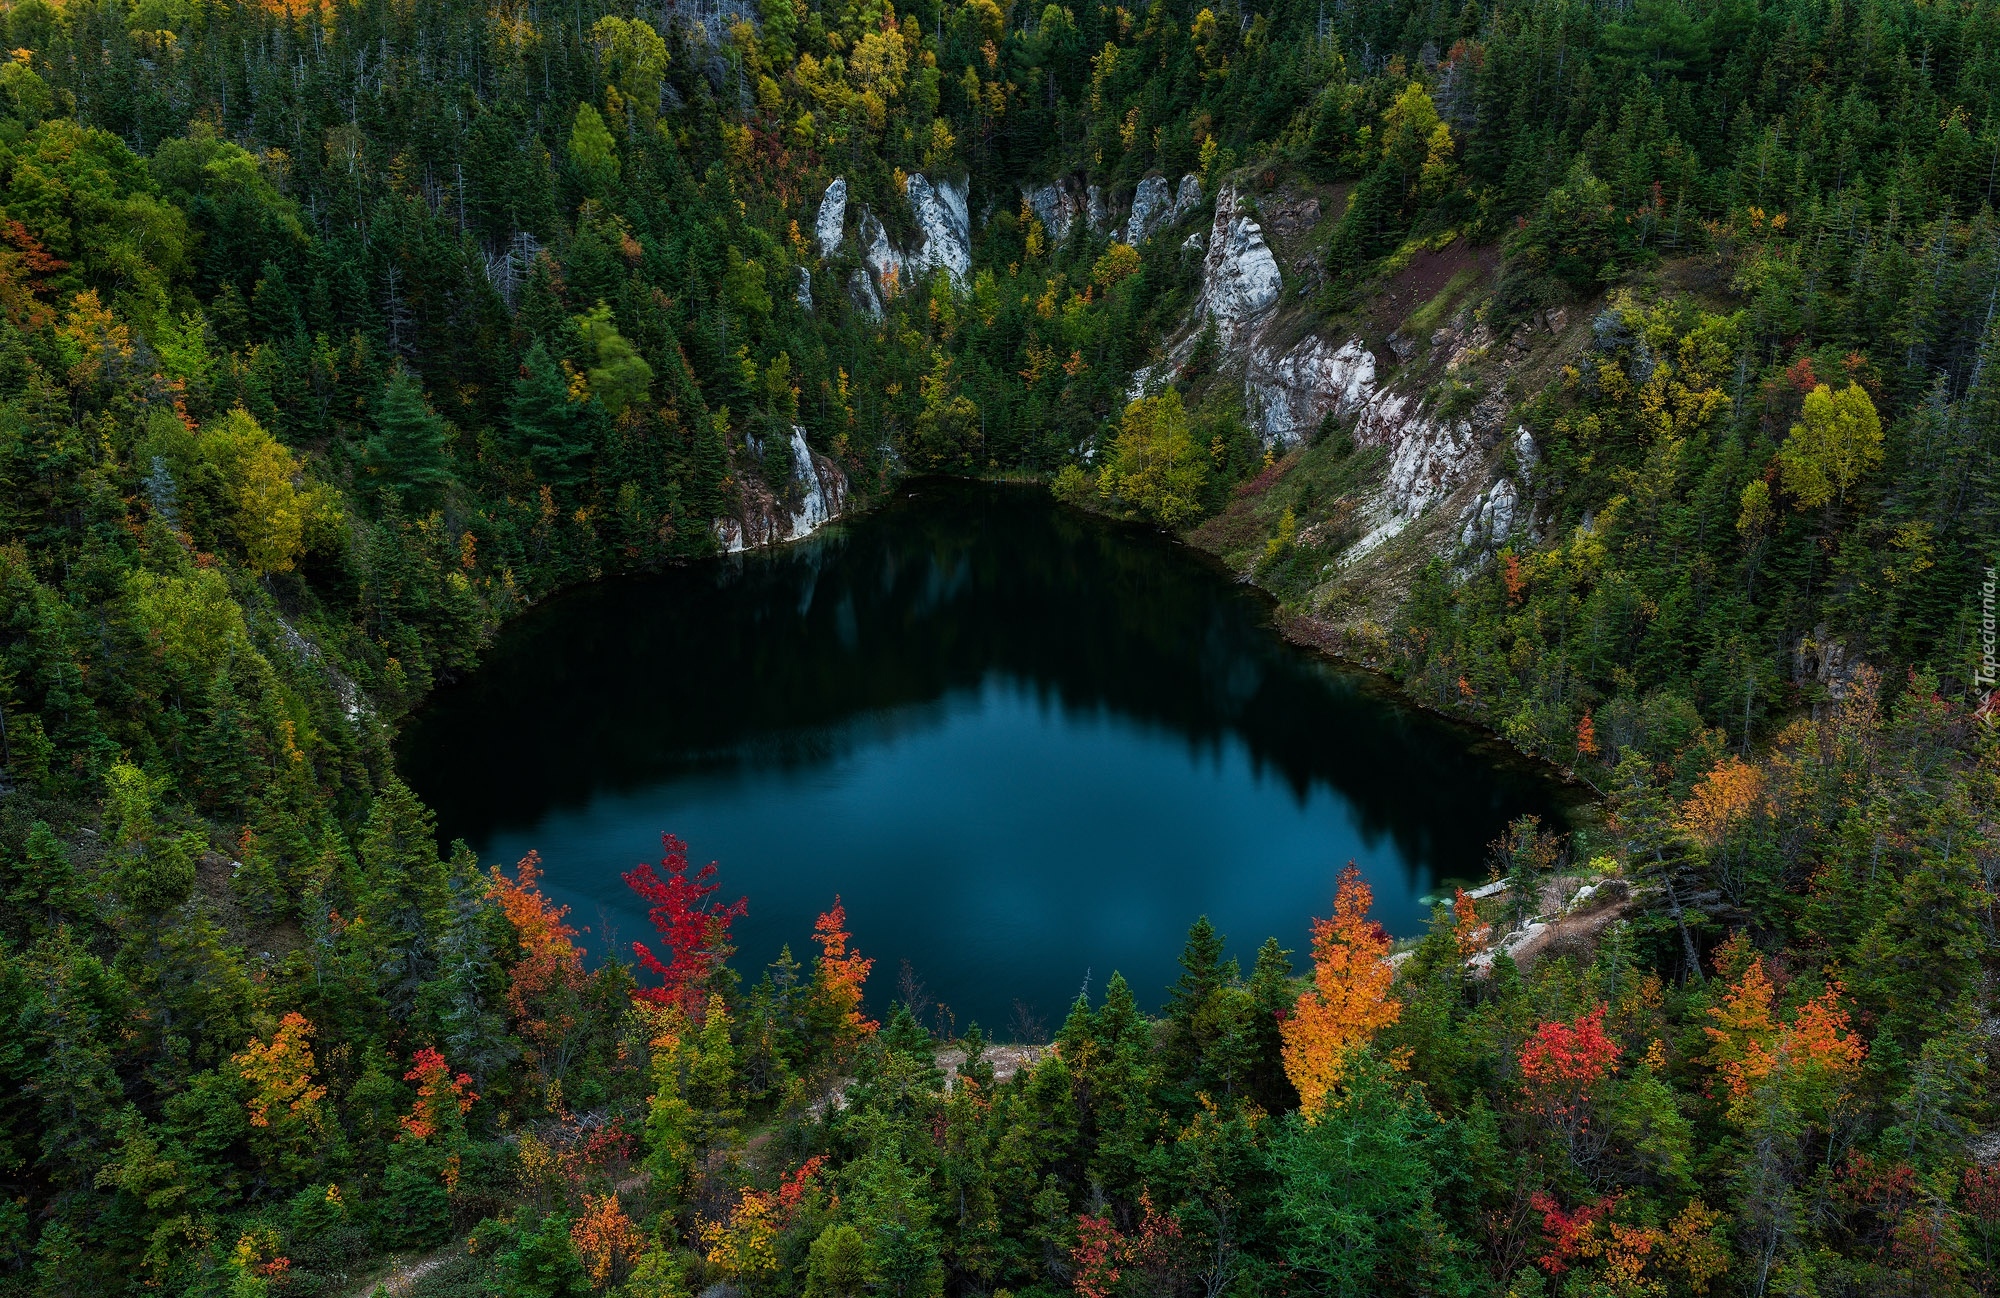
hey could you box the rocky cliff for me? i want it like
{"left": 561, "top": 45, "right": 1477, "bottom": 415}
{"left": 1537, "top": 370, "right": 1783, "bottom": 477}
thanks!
{"left": 714, "top": 425, "right": 850, "bottom": 552}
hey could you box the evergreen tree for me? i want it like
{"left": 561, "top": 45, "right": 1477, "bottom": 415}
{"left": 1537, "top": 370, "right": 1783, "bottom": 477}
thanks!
{"left": 364, "top": 368, "right": 454, "bottom": 508}
{"left": 507, "top": 340, "right": 599, "bottom": 487}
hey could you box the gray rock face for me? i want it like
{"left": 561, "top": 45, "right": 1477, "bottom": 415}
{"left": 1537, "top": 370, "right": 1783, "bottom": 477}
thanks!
{"left": 1124, "top": 174, "right": 1173, "bottom": 244}
{"left": 1246, "top": 335, "right": 1377, "bottom": 445}
{"left": 1023, "top": 178, "right": 1079, "bottom": 244}
{"left": 815, "top": 177, "right": 847, "bottom": 258}
{"left": 846, "top": 268, "right": 884, "bottom": 321}
{"left": 904, "top": 172, "right": 971, "bottom": 285}
{"left": 1169, "top": 174, "right": 1204, "bottom": 225}
{"left": 1459, "top": 477, "right": 1519, "bottom": 552}
{"left": 1198, "top": 186, "right": 1282, "bottom": 341}
{"left": 857, "top": 208, "right": 905, "bottom": 297}
{"left": 795, "top": 266, "right": 813, "bottom": 311}
{"left": 1086, "top": 184, "right": 1110, "bottom": 234}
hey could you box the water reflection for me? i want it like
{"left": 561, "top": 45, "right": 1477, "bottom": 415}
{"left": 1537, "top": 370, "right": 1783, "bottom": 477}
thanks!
{"left": 399, "top": 480, "right": 1569, "bottom": 1027}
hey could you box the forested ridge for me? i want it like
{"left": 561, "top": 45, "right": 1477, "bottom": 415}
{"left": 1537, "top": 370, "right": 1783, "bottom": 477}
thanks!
{"left": 0, "top": 0, "right": 1995, "bottom": 1293}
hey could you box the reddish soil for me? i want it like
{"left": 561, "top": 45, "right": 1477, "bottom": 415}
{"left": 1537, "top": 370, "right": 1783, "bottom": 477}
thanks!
{"left": 1371, "top": 240, "right": 1500, "bottom": 328}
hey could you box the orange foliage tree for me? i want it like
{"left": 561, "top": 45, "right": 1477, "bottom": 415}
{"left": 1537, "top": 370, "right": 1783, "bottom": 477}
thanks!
{"left": 1452, "top": 887, "right": 1491, "bottom": 958}
{"left": 1679, "top": 756, "right": 1767, "bottom": 849}
{"left": 233, "top": 1012, "right": 329, "bottom": 1176}
{"left": 1280, "top": 862, "right": 1401, "bottom": 1116}
{"left": 489, "top": 851, "right": 590, "bottom": 1093}
{"left": 570, "top": 1192, "right": 643, "bottom": 1288}
{"left": 1702, "top": 951, "right": 1864, "bottom": 1126}
{"left": 401, "top": 1046, "right": 478, "bottom": 1142}
{"left": 809, "top": 896, "right": 877, "bottom": 1050}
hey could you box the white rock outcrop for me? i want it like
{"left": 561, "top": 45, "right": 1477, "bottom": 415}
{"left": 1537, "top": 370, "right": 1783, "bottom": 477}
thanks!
{"left": 857, "top": 209, "right": 905, "bottom": 296}
{"left": 715, "top": 425, "right": 849, "bottom": 552}
{"left": 1169, "top": 174, "right": 1204, "bottom": 225}
{"left": 815, "top": 177, "right": 847, "bottom": 258}
{"left": 1197, "top": 186, "right": 1282, "bottom": 342}
{"left": 795, "top": 266, "right": 813, "bottom": 311}
{"left": 1124, "top": 175, "right": 1172, "bottom": 244}
{"left": 904, "top": 173, "right": 971, "bottom": 285}
{"left": 1345, "top": 393, "right": 1477, "bottom": 562}
{"left": 1246, "top": 336, "right": 1377, "bottom": 445}
{"left": 1459, "top": 477, "right": 1518, "bottom": 551}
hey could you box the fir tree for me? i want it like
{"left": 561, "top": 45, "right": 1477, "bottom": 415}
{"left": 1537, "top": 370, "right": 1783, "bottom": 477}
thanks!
{"left": 364, "top": 368, "right": 453, "bottom": 508}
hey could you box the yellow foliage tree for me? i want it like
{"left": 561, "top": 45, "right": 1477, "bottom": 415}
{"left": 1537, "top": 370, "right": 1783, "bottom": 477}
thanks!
{"left": 1777, "top": 382, "right": 1882, "bottom": 508}
{"left": 1099, "top": 393, "right": 1208, "bottom": 528}
{"left": 1281, "top": 862, "right": 1401, "bottom": 1116}
{"left": 197, "top": 407, "right": 332, "bottom": 572}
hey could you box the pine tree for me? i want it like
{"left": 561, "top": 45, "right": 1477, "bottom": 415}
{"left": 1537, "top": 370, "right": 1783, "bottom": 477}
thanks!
{"left": 364, "top": 367, "right": 453, "bottom": 508}
{"left": 507, "top": 340, "right": 599, "bottom": 487}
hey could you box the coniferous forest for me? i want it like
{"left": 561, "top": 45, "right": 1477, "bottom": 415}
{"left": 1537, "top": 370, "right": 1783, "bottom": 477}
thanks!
{"left": 0, "top": 0, "right": 1997, "bottom": 1294}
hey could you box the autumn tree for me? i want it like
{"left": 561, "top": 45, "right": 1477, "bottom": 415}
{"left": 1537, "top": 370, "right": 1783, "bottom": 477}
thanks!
{"left": 489, "top": 852, "right": 590, "bottom": 1098}
{"left": 233, "top": 1011, "right": 329, "bottom": 1182}
{"left": 1281, "top": 863, "right": 1401, "bottom": 1116}
{"left": 623, "top": 833, "right": 747, "bottom": 1014}
{"left": 807, "top": 896, "right": 877, "bottom": 1057}
{"left": 1777, "top": 382, "right": 1882, "bottom": 509}
{"left": 1099, "top": 392, "right": 1209, "bottom": 528}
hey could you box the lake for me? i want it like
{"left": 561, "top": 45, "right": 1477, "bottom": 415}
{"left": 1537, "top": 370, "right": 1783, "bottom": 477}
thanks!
{"left": 398, "top": 480, "right": 1570, "bottom": 1034}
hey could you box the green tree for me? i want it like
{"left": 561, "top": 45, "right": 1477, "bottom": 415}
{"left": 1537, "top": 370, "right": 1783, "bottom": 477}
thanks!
{"left": 576, "top": 304, "right": 654, "bottom": 421}
{"left": 508, "top": 341, "right": 600, "bottom": 485}
{"left": 1271, "top": 1057, "right": 1472, "bottom": 1297}
{"left": 568, "top": 103, "right": 620, "bottom": 194}
{"left": 365, "top": 369, "right": 454, "bottom": 508}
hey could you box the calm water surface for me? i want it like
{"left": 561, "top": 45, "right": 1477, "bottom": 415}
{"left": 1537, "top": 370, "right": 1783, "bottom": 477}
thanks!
{"left": 399, "top": 481, "right": 1568, "bottom": 1030}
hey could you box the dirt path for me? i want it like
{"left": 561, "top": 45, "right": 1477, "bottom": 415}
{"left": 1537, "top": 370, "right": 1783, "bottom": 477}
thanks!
{"left": 348, "top": 1251, "right": 451, "bottom": 1298}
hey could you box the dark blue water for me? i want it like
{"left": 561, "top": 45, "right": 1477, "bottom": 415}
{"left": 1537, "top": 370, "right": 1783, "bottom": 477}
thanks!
{"left": 398, "top": 480, "right": 1568, "bottom": 1032}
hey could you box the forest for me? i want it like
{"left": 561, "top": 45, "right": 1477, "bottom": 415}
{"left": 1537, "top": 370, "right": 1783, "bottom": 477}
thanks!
{"left": 0, "top": 0, "right": 1996, "bottom": 1293}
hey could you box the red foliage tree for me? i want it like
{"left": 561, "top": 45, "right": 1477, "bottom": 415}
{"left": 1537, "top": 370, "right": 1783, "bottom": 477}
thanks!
{"left": 622, "top": 833, "right": 747, "bottom": 1012}
{"left": 400, "top": 1047, "right": 477, "bottom": 1141}
{"left": 1520, "top": 1005, "right": 1621, "bottom": 1100}
{"left": 1519, "top": 1005, "right": 1621, "bottom": 1160}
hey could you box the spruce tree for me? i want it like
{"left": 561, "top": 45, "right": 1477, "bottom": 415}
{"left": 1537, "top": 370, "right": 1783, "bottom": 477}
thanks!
{"left": 364, "top": 368, "right": 453, "bottom": 509}
{"left": 507, "top": 340, "right": 599, "bottom": 487}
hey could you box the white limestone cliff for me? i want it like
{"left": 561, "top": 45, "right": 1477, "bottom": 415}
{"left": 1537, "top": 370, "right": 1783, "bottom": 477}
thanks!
{"left": 1197, "top": 186, "right": 1282, "bottom": 343}
{"left": 904, "top": 173, "right": 971, "bottom": 285}
{"left": 715, "top": 426, "right": 849, "bottom": 552}
{"left": 815, "top": 177, "right": 847, "bottom": 259}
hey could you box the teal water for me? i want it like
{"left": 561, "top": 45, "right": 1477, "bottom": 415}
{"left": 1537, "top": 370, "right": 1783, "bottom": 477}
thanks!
{"left": 398, "top": 480, "right": 1568, "bottom": 1032}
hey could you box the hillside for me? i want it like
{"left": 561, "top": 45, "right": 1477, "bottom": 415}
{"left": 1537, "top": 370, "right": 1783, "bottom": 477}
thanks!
{"left": 0, "top": 0, "right": 1995, "bottom": 1295}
